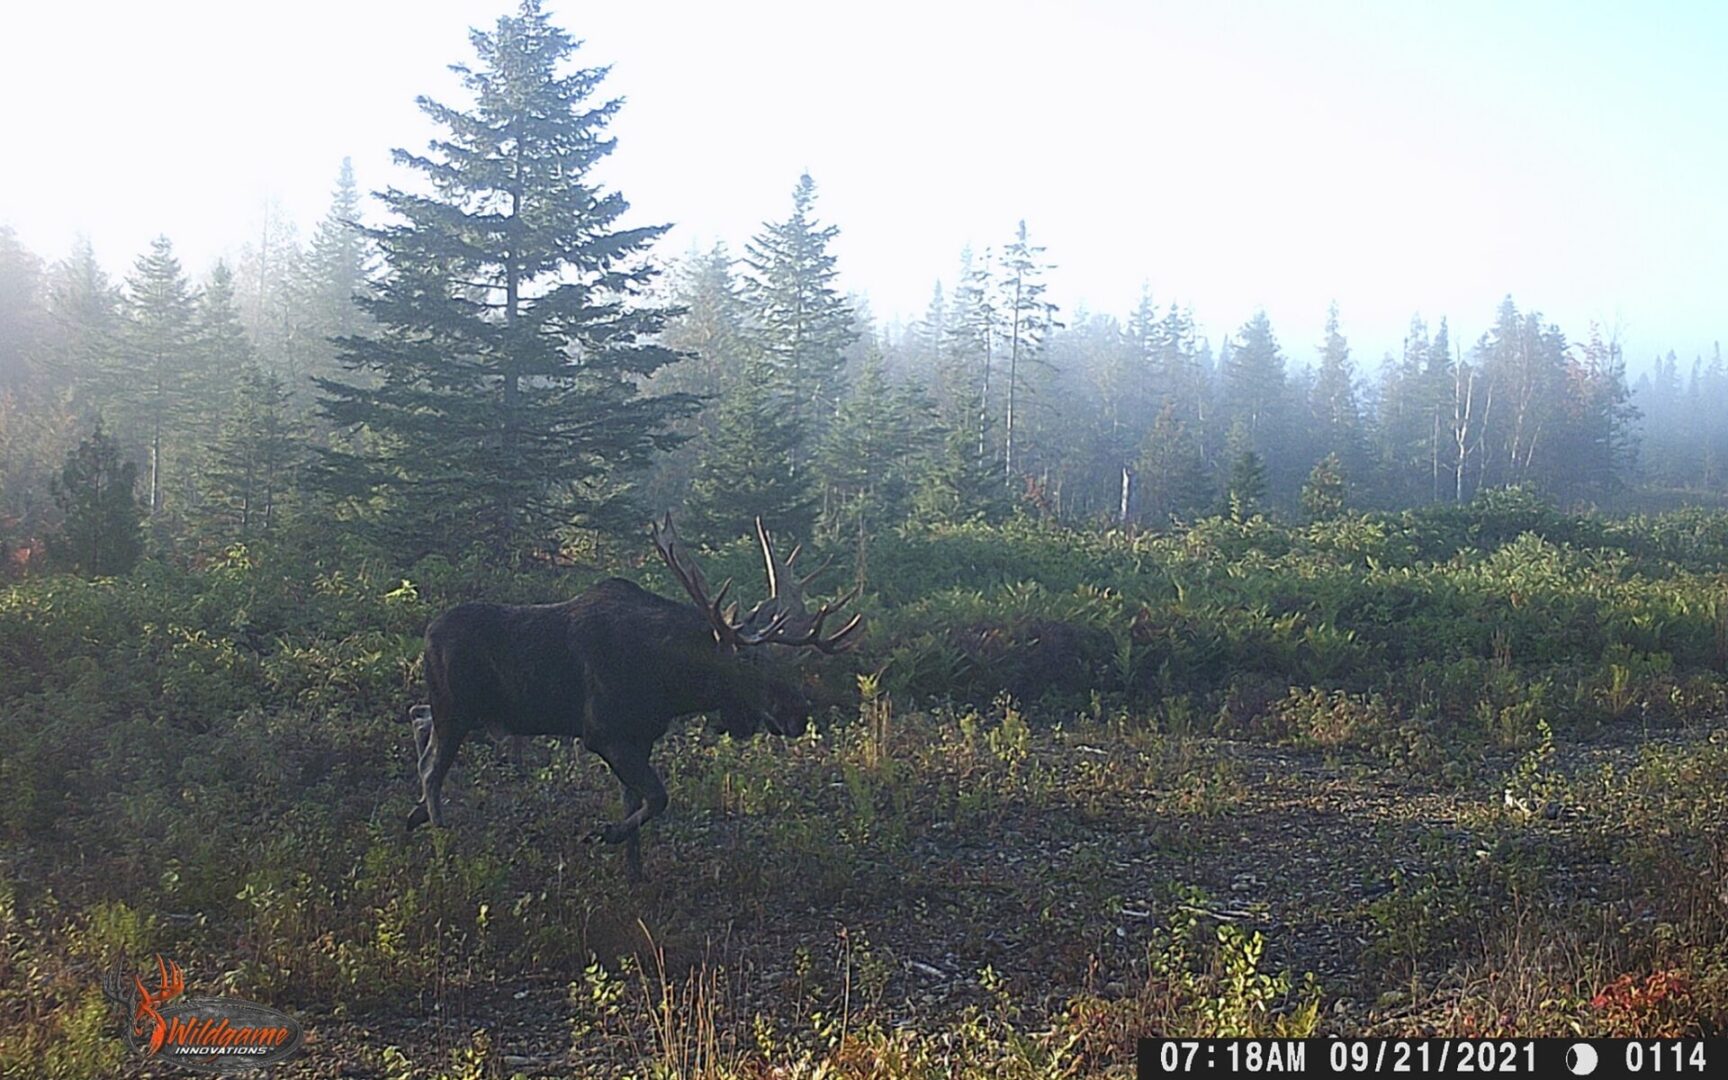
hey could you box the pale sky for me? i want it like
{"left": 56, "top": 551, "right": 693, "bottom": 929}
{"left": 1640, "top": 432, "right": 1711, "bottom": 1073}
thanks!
{"left": 3, "top": 0, "right": 1725, "bottom": 370}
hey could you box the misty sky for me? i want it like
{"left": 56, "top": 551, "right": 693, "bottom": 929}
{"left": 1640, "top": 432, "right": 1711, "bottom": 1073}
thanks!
{"left": 4, "top": 0, "right": 1725, "bottom": 370}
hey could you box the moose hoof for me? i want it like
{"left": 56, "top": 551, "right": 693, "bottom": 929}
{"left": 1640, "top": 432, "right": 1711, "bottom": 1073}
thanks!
{"left": 405, "top": 805, "right": 429, "bottom": 832}
{"left": 587, "top": 823, "right": 631, "bottom": 845}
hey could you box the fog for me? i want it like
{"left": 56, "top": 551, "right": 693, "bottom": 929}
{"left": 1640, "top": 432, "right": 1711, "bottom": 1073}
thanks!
{"left": 3, "top": 1, "right": 1726, "bottom": 363}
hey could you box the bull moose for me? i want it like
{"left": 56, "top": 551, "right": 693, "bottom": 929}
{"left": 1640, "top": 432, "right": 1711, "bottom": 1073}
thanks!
{"left": 407, "top": 516, "right": 861, "bottom": 880}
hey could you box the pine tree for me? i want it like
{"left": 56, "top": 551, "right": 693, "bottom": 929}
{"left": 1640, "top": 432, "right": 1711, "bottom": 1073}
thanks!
{"left": 182, "top": 261, "right": 256, "bottom": 515}
{"left": 45, "top": 238, "right": 120, "bottom": 407}
{"left": 742, "top": 172, "right": 856, "bottom": 463}
{"left": 115, "top": 236, "right": 198, "bottom": 515}
{"left": 686, "top": 356, "right": 815, "bottom": 542}
{"left": 0, "top": 227, "right": 46, "bottom": 390}
{"left": 816, "top": 348, "right": 937, "bottom": 547}
{"left": 1301, "top": 452, "right": 1347, "bottom": 520}
{"left": 295, "top": 157, "right": 373, "bottom": 402}
{"left": 644, "top": 243, "right": 753, "bottom": 511}
{"left": 1136, "top": 400, "right": 1212, "bottom": 525}
{"left": 204, "top": 363, "right": 299, "bottom": 539}
{"left": 999, "top": 220, "right": 1060, "bottom": 483}
{"left": 1310, "top": 302, "right": 1366, "bottom": 478}
{"left": 316, "top": 0, "right": 698, "bottom": 558}
{"left": 943, "top": 245, "right": 1000, "bottom": 463}
{"left": 47, "top": 420, "right": 143, "bottom": 575}
{"left": 1224, "top": 422, "right": 1268, "bottom": 521}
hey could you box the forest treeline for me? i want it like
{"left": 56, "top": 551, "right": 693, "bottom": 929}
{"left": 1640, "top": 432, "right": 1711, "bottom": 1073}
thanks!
{"left": 2, "top": 0, "right": 1726, "bottom": 578}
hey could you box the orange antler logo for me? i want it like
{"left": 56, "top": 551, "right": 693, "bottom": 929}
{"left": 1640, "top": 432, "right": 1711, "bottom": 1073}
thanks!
{"left": 131, "top": 954, "right": 186, "bottom": 1054}
{"left": 100, "top": 953, "right": 305, "bottom": 1072}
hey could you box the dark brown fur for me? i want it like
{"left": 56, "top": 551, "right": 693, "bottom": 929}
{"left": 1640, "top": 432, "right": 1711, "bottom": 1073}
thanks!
{"left": 407, "top": 577, "right": 806, "bottom": 880}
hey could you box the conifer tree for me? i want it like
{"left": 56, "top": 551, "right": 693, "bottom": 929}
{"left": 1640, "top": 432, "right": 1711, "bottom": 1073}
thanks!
{"left": 816, "top": 348, "right": 936, "bottom": 546}
{"left": 236, "top": 198, "right": 305, "bottom": 384}
{"left": 0, "top": 228, "right": 45, "bottom": 390}
{"left": 45, "top": 238, "right": 120, "bottom": 408}
{"left": 205, "top": 363, "right": 299, "bottom": 539}
{"left": 1301, "top": 452, "right": 1348, "bottom": 520}
{"left": 316, "top": 0, "right": 697, "bottom": 557}
{"left": 743, "top": 173, "right": 855, "bottom": 461}
{"left": 999, "top": 220, "right": 1060, "bottom": 483}
{"left": 1136, "top": 400, "right": 1212, "bottom": 524}
{"left": 645, "top": 243, "right": 753, "bottom": 511}
{"left": 686, "top": 356, "right": 814, "bottom": 542}
{"left": 1222, "top": 310, "right": 1286, "bottom": 449}
{"left": 295, "top": 157, "right": 373, "bottom": 402}
{"left": 1310, "top": 302, "right": 1367, "bottom": 481}
{"left": 1224, "top": 421, "right": 1268, "bottom": 521}
{"left": 943, "top": 245, "right": 1000, "bottom": 463}
{"left": 47, "top": 420, "right": 143, "bottom": 575}
{"left": 181, "top": 261, "right": 255, "bottom": 514}
{"left": 116, "top": 236, "right": 198, "bottom": 515}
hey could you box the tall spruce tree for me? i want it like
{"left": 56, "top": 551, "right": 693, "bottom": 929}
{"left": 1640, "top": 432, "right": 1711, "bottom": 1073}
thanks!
{"left": 943, "top": 245, "right": 1000, "bottom": 464}
{"left": 643, "top": 243, "right": 753, "bottom": 512}
{"left": 236, "top": 198, "right": 305, "bottom": 385}
{"left": 295, "top": 157, "right": 373, "bottom": 402}
{"left": 45, "top": 238, "right": 120, "bottom": 408}
{"left": 316, "top": 0, "right": 696, "bottom": 558}
{"left": 116, "top": 236, "right": 198, "bottom": 515}
{"left": 742, "top": 173, "right": 856, "bottom": 468}
{"left": 1310, "top": 302, "right": 1367, "bottom": 481}
{"left": 999, "top": 220, "right": 1060, "bottom": 483}
{"left": 183, "top": 261, "right": 255, "bottom": 513}
{"left": 0, "top": 228, "right": 45, "bottom": 390}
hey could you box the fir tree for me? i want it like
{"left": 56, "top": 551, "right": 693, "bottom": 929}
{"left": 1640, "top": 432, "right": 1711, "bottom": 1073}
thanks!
{"left": 0, "top": 227, "right": 45, "bottom": 390}
{"left": 316, "top": 0, "right": 697, "bottom": 557}
{"left": 205, "top": 363, "right": 299, "bottom": 539}
{"left": 116, "top": 236, "right": 198, "bottom": 515}
{"left": 1136, "top": 400, "right": 1212, "bottom": 524}
{"left": 999, "top": 220, "right": 1060, "bottom": 483}
{"left": 1310, "top": 302, "right": 1366, "bottom": 477}
{"left": 1222, "top": 310, "right": 1286, "bottom": 450}
{"left": 943, "top": 245, "right": 1000, "bottom": 463}
{"left": 236, "top": 198, "right": 305, "bottom": 384}
{"left": 184, "top": 261, "right": 255, "bottom": 514}
{"left": 913, "top": 418, "right": 1013, "bottom": 526}
{"left": 816, "top": 348, "right": 937, "bottom": 547}
{"left": 1224, "top": 423, "right": 1268, "bottom": 521}
{"left": 47, "top": 420, "right": 143, "bottom": 575}
{"left": 644, "top": 243, "right": 754, "bottom": 511}
{"left": 1301, "top": 452, "right": 1348, "bottom": 521}
{"left": 686, "top": 356, "right": 815, "bottom": 542}
{"left": 295, "top": 157, "right": 373, "bottom": 401}
{"left": 742, "top": 172, "right": 856, "bottom": 463}
{"left": 45, "top": 238, "right": 120, "bottom": 408}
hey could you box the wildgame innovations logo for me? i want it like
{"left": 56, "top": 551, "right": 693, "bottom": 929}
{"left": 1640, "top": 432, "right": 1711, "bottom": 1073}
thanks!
{"left": 100, "top": 955, "right": 305, "bottom": 1073}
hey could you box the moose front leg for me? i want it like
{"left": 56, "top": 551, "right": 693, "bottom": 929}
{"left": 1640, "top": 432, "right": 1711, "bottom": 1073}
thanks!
{"left": 590, "top": 741, "right": 668, "bottom": 881}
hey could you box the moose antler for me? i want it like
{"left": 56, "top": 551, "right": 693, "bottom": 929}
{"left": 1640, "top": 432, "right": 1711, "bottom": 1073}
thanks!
{"left": 748, "top": 518, "right": 863, "bottom": 653}
{"left": 650, "top": 514, "right": 862, "bottom": 652}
